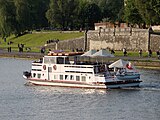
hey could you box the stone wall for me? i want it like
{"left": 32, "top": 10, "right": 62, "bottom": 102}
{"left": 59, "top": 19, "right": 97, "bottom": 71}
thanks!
{"left": 88, "top": 28, "right": 150, "bottom": 51}
{"left": 44, "top": 28, "right": 160, "bottom": 52}
{"left": 45, "top": 37, "right": 85, "bottom": 51}
{"left": 150, "top": 34, "right": 160, "bottom": 51}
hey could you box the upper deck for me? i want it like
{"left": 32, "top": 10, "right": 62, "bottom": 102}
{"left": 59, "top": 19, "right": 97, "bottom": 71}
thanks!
{"left": 43, "top": 51, "right": 86, "bottom": 65}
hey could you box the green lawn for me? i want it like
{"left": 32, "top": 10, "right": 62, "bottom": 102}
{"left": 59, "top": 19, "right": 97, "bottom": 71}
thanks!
{"left": 0, "top": 31, "right": 84, "bottom": 52}
{"left": 114, "top": 50, "right": 157, "bottom": 57}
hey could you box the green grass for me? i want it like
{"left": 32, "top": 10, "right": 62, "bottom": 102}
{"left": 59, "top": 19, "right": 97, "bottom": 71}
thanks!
{"left": 0, "top": 31, "right": 84, "bottom": 52}
{"left": 114, "top": 50, "right": 157, "bottom": 57}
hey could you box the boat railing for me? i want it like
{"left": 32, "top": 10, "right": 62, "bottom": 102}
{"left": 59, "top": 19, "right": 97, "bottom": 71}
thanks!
{"left": 32, "top": 62, "right": 42, "bottom": 66}
{"left": 32, "top": 58, "right": 43, "bottom": 63}
{"left": 125, "top": 72, "right": 140, "bottom": 75}
{"left": 95, "top": 74, "right": 105, "bottom": 77}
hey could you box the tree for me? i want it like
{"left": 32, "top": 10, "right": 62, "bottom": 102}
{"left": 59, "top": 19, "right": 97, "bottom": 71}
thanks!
{"left": 135, "top": 0, "right": 160, "bottom": 25}
{"left": 14, "top": 0, "right": 32, "bottom": 35}
{"left": 100, "top": 0, "right": 124, "bottom": 23}
{"left": 46, "top": 0, "right": 79, "bottom": 30}
{"left": 80, "top": 3, "right": 102, "bottom": 29}
{"left": 30, "top": 0, "right": 49, "bottom": 29}
{"left": 77, "top": 0, "right": 89, "bottom": 29}
{"left": 124, "top": 0, "right": 144, "bottom": 26}
{"left": 152, "top": 0, "right": 160, "bottom": 16}
{"left": 64, "top": 0, "right": 79, "bottom": 30}
{"left": 46, "top": 0, "right": 63, "bottom": 28}
{"left": 0, "top": 0, "right": 16, "bottom": 38}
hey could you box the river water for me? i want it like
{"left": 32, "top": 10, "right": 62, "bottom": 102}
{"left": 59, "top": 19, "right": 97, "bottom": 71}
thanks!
{"left": 0, "top": 58, "right": 160, "bottom": 120}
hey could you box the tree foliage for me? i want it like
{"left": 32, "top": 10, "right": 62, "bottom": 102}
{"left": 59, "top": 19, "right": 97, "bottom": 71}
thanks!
{"left": 99, "top": 0, "right": 124, "bottom": 23}
{"left": 1, "top": 0, "right": 160, "bottom": 38}
{"left": 0, "top": 0, "right": 16, "bottom": 38}
{"left": 14, "top": 0, "right": 32, "bottom": 35}
{"left": 46, "top": 0, "right": 79, "bottom": 30}
{"left": 30, "top": 0, "right": 49, "bottom": 29}
{"left": 79, "top": 3, "right": 102, "bottom": 29}
{"left": 124, "top": 0, "right": 143, "bottom": 26}
{"left": 152, "top": 0, "right": 160, "bottom": 16}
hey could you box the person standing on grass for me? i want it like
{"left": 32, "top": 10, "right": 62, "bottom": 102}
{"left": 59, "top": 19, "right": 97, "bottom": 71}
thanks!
{"left": 156, "top": 50, "right": 160, "bottom": 59}
{"left": 123, "top": 48, "right": 127, "bottom": 56}
{"left": 111, "top": 49, "right": 115, "bottom": 54}
{"left": 139, "top": 49, "right": 142, "bottom": 57}
{"left": 148, "top": 49, "right": 152, "bottom": 57}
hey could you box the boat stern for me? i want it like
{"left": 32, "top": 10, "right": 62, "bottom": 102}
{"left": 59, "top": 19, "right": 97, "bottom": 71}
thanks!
{"left": 23, "top": 71, "right": 31, "bottom": 79}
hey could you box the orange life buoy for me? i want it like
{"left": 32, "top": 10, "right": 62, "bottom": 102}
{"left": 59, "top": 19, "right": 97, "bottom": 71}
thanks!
{"left": 43, "top": 65, "right": 46, "bottom": 70}
{"left": 53, "top": 65, "right": 57, "bottom": 70}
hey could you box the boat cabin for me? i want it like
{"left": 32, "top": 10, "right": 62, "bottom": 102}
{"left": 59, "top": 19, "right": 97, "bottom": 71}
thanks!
{"left": 43, "top": 56, "right": 70, "bottom": 64}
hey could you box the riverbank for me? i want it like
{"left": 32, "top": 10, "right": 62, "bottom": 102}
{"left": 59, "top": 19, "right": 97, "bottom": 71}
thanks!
{"left": 0, "top": 50, "right": 160, "bottom": 68}
{"left": 0, "top": 50, "right": 43, "bottom": 59}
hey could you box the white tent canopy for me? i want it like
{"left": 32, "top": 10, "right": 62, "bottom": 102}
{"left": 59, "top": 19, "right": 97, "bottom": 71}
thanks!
{"left": 91, "top": 49, "right": 114, "bottom": 57}
{"left": 81, "top": 49, "right": 97, "bottom": 56}
{"left": 108, "top": 59, "right": 129, "bottom": 68}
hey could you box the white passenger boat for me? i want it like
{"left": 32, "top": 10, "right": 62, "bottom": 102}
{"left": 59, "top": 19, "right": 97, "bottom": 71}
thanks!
{"left": 23, "top": 52, "right": 142, "bottom": 89}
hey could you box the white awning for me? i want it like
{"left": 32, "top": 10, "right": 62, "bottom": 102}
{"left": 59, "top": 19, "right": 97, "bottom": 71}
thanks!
{"left": 91, "top": 49, "right": 114, "bottom": 57}
{"left": 108, "top": 59, "right": 129, "bottom": 68}
{"left": 81, "top": 49, "right": 97, "bottom": 56}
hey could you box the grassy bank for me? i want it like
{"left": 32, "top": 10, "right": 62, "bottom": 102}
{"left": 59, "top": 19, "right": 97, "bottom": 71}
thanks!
{"left": 0, "top": 31, "right": 84, "bottom": 52}
{"left": 0, "top": 31, "right": 158, "bottom": 58}
{"left": 115, "top": 51, "right": 158, "bottom": 57}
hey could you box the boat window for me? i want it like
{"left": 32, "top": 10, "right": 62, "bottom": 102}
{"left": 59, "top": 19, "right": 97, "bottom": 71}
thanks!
{"left": 57, "top": 57, "right": 64, "bottom": 64}
{"left": 44, "top": 57, "right": 50, "bottom": 63}
{"left": 32, "top": 69, "right": 42, "bottom": 71}
{"left": 37, "top": 74, "right": 41, "bottom": 78}
{"left": 65, "top": 75, "right": 69, "bottom": 80}
{"left": 65, "top": 57, "right": 70, "bottom": 64}
{"left": 54, "top": 75, "right": 57, "bottom": 80}
{"left": 81, "top": 76, "right": 86, "bottom": 82}
{"left": 48, "top": 67, "right": 52, "bottom": 72}
{"left": 70, "top": 75, "right": 74, "bottom": 80}
{"left": 94, "top": 66, "right": 99, "bottom": 74}
{"left": 76, "top": 76, "right": 80, "bottom": 81}
{"left": 33, "top": 73, "right": 36, "bottom": 77}
{"left": 44, "top": 57, "right": 56, "bottom": 64}
{"left": 60, "top": 75, "right": 63, "bottom": 80}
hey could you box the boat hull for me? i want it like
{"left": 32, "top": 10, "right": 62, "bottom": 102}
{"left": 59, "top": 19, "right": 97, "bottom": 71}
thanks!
{"left": 25, "top": 78, "right": 142, "bottom": 89}
{"left": 116, "top": 74, "right": 140, "bottom": 80}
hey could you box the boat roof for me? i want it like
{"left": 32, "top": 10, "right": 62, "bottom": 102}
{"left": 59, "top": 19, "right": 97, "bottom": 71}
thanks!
{"left": 47, "top": 51, "right": 84, "bottom": 57}
{"left": 81, "top": 49, "right": 97, "bottom": 56}
{"left": 91, "top": 49, "right": 114, "bottom": 57}
{"left": 81, "top": 49, "right": 114, "bottom": 57}
{"left": 108, "top": 59, "right": 129, "bottom": 68}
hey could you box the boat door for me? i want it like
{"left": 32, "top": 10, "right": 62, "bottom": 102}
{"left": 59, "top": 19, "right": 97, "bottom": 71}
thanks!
{"left": 48, "top": 66, "right": 52, "bottom": 80}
